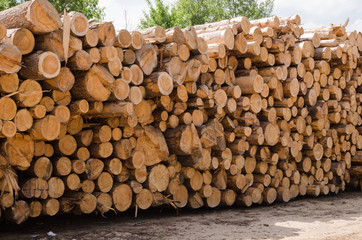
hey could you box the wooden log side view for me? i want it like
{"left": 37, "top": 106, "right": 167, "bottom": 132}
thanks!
{"left": 139, "top": 26, "right": 166, "bottom": 44}
{"left": 236, "top": 74, "right": 264, "bottom": 94}
{"left": 0, "top": 3, "right": 362, "bottom": 224}
{"left": 19, "top": 51, "right": 60, "bottom": 80}
{"left": 0, "top": 0, "right": 61, "bottom": 34}
{"left": 35, "top": 29, "right": 82, "bottom": 61}
{"left": 198, "top": 29, "right": 235, "bottom": 50}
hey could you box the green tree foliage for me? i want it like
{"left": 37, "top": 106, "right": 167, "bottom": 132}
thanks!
{"left": 0, "top": 0, "right": 105, "bottom": 20}
{"left": 139, "top": 0, "right": 274, "bottom": 29}
{"left": 139, "top": 0, "right": 176, "bottom": 29}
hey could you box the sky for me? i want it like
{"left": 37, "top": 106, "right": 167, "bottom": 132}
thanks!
{"left": 98, "top": 0, "right": 362, "bottom": 32}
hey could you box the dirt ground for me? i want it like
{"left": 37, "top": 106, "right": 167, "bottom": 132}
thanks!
{"left": 1, "top": 191, "right": 362, "bottom": 240}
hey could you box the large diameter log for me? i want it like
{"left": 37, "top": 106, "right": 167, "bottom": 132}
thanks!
{"left": 136, "top": 44, "right": 158, "bottom": 75}
{"left": 112, "top": 184, "right": 132, "bottom": 212}
{"left": 146, "top": 164, "right": 169, "bottom": 192}
{"left": 262, "top": 123, "right": 280, "bottom": 146}
{"left": 35, "top": 29, "right": 82, "bottom": 61}
{"left": 135, "top": 125, "right": 169, "bottom": 166}
{"left": 19, "top": 51, "right": 61, "bottom": 80}
{"left": 21, "top": 177, "right": 48, "bottom": 199}
{"left": 2, "top": 28, "right": 35, "bottom": 54}
{"left": 67, "top": 11, "right": 89, "bottom": 37}
{"left": 0, "top": 42, "right": 21, "bottom": 74}
{"left": 14, "top": 80, "right": 43, "bottom": 107}
{"left": 30, "top": 115, "right": 60, "bottom": 141}
{"left": 236, "top": 74, "right": 264, "bottom": 94}
{"left": 165, "top": 26, "right": 184, "bottom": 44}
{"left": 71, "top": 64, "right": 114, "bottom": 101}
{"left": 90, "top": 22, "right": 116, "bottom": 47}
{"left": 165, "top": 124, "right": 203, "bottom": 162}
{"left": 0, "top": 0, "right": 61, "bottom": 34}
{"left": 2, "top": 133, "right": 34, "bottom": 170}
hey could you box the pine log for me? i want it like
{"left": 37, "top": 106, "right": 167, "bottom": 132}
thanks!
{"left": 0, "top": 0, "right": 61, "bottom": 34}
{"left": 66, "top": 11, "right": 89, "bottom": 37}
{"left": 19, "top": 51, "right": 60, "bottom": 80}
{"left": 35, "top": 29, "right": 82, "bottom": 61}
{"left": 2, "top": 28, "right": 35, "bottom": 54}
{"left": 0, "top": 42, "right": 21, "bottom": 74}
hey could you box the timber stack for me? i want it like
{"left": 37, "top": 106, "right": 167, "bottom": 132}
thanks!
{"left": 0, "top": 0, "right": 361, "bottom": 224}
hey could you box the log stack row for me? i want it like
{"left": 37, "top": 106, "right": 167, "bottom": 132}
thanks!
{"left": 0, "top": 0, "right": 361, "bottom": 224}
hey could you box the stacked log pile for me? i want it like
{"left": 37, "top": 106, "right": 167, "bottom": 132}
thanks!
{"left": 0, "top": 0, "right": 361, "bottom": 224}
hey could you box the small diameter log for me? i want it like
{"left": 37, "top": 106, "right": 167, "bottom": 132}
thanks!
{"left": 236, "top": 74, "right": 264, "bottom": 94}
{"left": 0, "top": 73, "right": 18, "bottom": 94}
{"left": 82, "top": 29, "right": 98, "bottom": 48}
{"left": 67, "top": 50, "right": 92, "bottom": 71}
{"left": 48, "top": 177, "right": 65, "bottom": 198}
{"left": 131, "top": 31, "right": 144, "bottom": 50}
{"left": 14, "top": 109, "right": 33, "bottom": 132}
{"left": 144, "top": 72, "right": 173, "bottom": 97}
{"left": 139, "top": 26, "right": 166, "bottom": 44}
{"left": 0, "top": 0, "right": 61, "bottom": 34}
{"left": 2, "top": 28, "right": 35, "bottom": 54}
{"left": 0, "top": 42, "right": 21, "bottom": 74}
{"left": 19, "top": 51, "right": 60, "bottom": 80}
{"left": 0, "top": 97, "right": 17, "bottom": 120}
{"left": 198, "top": 29, "right": 234, "bottom": 50}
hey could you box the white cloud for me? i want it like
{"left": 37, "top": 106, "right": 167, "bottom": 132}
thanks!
{"left": 99, "top": 0, "right": 362, "bottom": 32}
